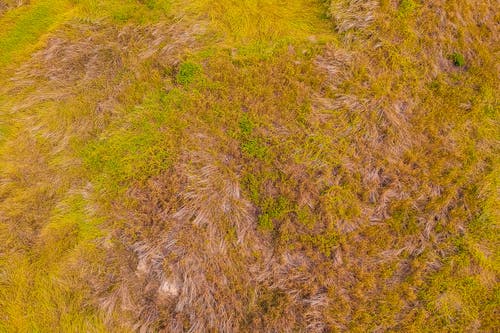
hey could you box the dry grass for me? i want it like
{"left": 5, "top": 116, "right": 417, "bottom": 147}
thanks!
{"left": 328, "top": 0, "right": 378, "bottom": 34}
{"left": 0, "top": 0, "right": 29, "bottom": 15}
{"left": 0, "top": 3, "right": 206, "bottom": 330}
{"left": 0, "top": 0, "right": 498, "bottom": 331}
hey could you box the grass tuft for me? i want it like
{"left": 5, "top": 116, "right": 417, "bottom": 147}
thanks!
{"left": 176, "top": 61, "right": 202, "bottom": 85}
{"left": 450, "top": 51, "right": 466, "bottom": 67}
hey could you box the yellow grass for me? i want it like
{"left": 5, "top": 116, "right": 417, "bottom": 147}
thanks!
{"left": 0, "top": 0, "right": 498, "bottom": 331}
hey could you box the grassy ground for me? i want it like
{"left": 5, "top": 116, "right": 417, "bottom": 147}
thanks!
{"left": 0, "top": 0, "right": 498, "bottom": 331}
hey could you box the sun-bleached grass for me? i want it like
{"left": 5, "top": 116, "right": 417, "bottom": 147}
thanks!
{"left": 0, "top": 0, "right": 498, "bottom": 331}
{"left": 189, "top": 0, "right": 330, "bottom": 43}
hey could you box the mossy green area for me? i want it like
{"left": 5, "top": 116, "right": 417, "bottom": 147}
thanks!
{"left": 0, "top": 0, "right": 498, "bottom": 331}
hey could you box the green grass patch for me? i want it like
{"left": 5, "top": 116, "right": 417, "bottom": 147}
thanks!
{"left": 258, "top": 196, "right": 292, "bottom": 231}
{"left": 0, "top": 0, "right": 72, "bottom": 69}
{"left": 82, "top": 89, "right": 186, "bottom": 196}
{"left": 238, "top": 114, "right": 269, "bottom": 160}
{"left": 176, "top": 61, "right": 203, "bottom": 85}
{"left": 450, "top": 52, "right": 466, "bottom": 67}
{"left": 397, "top": 0, "right": 418, "bottom": 17}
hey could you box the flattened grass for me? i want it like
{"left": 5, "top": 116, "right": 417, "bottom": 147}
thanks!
{"left": 0, "top": 0, "right": 498, "bottom": 331}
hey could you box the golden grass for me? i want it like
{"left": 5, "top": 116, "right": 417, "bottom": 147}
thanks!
{"left": 0, "top": 0, "right": 498, "bottom": 331}
{"left": 189, "top": 0, "right": 331, "bottom": 43}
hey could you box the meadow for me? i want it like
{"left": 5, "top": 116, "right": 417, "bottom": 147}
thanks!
{"left": 0, "top": 0, "right": 498, "bottom": 331}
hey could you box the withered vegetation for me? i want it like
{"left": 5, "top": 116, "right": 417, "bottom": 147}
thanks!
{"left": 0, "top": 0, "right": 498, "bottom": 332}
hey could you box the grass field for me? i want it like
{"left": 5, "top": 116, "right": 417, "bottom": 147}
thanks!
{"left": 0, "top": 0, "right": 498, "bottom": 331}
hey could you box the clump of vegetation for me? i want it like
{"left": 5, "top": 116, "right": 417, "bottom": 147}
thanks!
{"left": 398, "top": 0, "right": 417, "bottom": 17}
{"left": 450, "top": 51, "right": 466, "bottom": 67}
{"left": 0, "top": 0, "right": 498, "bottom": 332}
{"left": 176, "top": 61, "right": 202, "bottom": 85}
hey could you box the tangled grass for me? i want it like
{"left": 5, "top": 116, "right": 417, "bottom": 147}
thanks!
{"left": 0, "top": 0, "right": 498, "bottom": 331}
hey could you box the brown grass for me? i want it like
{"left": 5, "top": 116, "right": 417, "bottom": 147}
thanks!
{"left": 1, "top": 0, "right": 498, "bottom": 331}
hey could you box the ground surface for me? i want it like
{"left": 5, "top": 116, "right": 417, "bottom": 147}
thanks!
{"left": 0, "top": 0, "right": 498, "bottom": 332}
